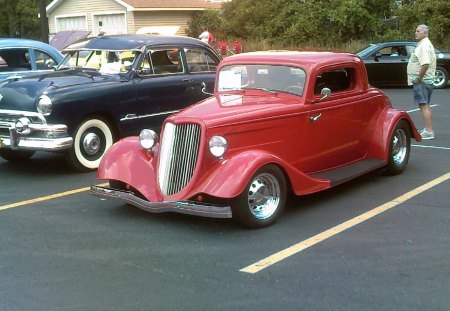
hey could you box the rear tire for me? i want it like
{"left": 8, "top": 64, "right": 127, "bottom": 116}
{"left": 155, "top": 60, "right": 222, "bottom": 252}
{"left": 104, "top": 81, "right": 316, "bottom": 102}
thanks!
{"left": 433, "top": 66, "right": 448, "bottom": 89}
{"left": 231, "top": 164, "right": 287, "bottom": 229}
{"left": 385, "top": 120, "right": 410, "bottom": 175}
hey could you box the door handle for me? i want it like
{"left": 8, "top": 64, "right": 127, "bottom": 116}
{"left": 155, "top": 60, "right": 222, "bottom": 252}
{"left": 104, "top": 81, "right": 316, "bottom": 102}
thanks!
{"left": 310, "top": 113, "right": 322, "bottom": 122}
{"left": 182, "top": 78, "right": 194, "bottom": 83}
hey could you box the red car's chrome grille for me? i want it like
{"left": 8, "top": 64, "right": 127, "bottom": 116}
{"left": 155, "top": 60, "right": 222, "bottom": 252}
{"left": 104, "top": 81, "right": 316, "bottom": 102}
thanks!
{"left": 158, "top": 122, "right": 201, "bottom": 196}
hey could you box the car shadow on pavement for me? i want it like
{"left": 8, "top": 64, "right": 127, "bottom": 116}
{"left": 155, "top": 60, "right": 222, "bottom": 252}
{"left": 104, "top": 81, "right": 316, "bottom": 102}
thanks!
{"left": 0, "top": 151, "right": 76, "bottom": 176}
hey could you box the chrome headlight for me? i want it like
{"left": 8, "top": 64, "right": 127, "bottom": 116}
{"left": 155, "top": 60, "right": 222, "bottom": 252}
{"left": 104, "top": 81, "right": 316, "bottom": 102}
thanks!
{"left": 15, "top": 117, "right": 31, "bottom": 135}
{"left": 209, "top": 136, "right": 228, "bottom": 158}
{"left": 139, "top": 129, "right": 158, "bottom": 150}
{"left": 36, "top": 95, "right": 53, "bottom": 116}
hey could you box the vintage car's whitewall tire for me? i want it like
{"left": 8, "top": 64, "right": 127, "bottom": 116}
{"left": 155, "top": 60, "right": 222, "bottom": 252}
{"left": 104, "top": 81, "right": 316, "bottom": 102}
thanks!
{"left": 0, "top": 149, "right": 35, "bottom": 162}
{"left": 232, "top": 164, "right": 287, "bottom": 229}
{"left": 69, "top": 118, "right": 114, "bottom": 172}
{"left": 385, "top": 120, "right": 411, "bottom": 175}
{"left": 433, "top": 66, "right": 448, "bottom": 89}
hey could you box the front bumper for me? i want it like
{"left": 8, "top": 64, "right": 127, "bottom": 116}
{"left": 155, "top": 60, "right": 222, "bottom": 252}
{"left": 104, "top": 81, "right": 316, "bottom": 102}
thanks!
{"left": 0, "top": 109, "right": 73, "bottom": 151}
{"left": 90, "top": 185, "right": 232, "bottom": 219}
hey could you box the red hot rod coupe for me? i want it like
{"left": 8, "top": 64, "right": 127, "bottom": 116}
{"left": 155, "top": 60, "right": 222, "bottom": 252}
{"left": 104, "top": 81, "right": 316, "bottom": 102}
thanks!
{"left": 91, "top": 51, "right": 421, "bottom": 228}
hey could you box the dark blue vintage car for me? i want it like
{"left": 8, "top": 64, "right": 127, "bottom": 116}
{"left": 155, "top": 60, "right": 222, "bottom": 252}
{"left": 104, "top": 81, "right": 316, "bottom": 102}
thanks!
{"left": 357, "top": 41, "right": 450, "bottom": 89}
{"left": 0, "top": 35, "right": 220, "bottom": 171}
{"left": 0, "top": 38, "right": 64, "bottom": 81}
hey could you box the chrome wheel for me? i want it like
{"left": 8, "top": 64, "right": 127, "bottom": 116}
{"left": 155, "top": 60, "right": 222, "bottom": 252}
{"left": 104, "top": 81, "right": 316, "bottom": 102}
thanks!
{"left": 231, "top": 164, "right": 287, "bottom": 228}
{"left": 391, "top": 128, "right": 407, "bottom": 166}
{"left": 433, "top": 66, "right": 448, "bottom": 89}
{"left": 386, "top": 120, "right": 410, "bottom": 175}
{"left": 247, "top": 172, "right": 281, "bottom": 220}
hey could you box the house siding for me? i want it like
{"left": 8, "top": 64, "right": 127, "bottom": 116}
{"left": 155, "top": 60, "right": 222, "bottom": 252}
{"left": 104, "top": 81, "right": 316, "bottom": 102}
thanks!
{"left": 133, "top": 11, "right": 194, "bottom": 36}
{"left": 48, "top": 0, "right": 128, "bottom": 34}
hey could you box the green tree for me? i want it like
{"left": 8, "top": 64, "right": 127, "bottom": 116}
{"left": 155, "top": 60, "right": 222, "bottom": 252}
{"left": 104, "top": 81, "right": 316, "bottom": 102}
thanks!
{"left": 0, "top": 0, "right": 51, "bottom": 39}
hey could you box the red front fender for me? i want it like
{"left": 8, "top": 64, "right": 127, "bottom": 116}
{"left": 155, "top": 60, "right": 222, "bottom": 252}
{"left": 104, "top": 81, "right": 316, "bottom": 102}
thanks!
{"left": 192, "top": 150, "right": 330, "bottom": 199}
{"left": 96, "top": 137, "right": 162, "bottom": 201}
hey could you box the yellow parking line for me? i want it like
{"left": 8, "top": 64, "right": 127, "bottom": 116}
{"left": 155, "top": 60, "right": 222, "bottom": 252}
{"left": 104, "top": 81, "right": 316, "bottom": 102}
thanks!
{"left": 240, "top": 172, "right": 450, "bottom": 274}
{"left": 0, "top": 183, "right": 109, "bottom": 211}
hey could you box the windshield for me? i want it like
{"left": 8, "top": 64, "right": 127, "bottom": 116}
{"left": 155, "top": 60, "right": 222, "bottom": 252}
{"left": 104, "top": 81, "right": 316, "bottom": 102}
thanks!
{"left": 57, "top": 50, "right": 139, "bottom": 74}
{"left": 355, "top": 44, "right": 378, "bottom": 56}
{"left": 217, "top": 64, "right": 306, "bottom": 96}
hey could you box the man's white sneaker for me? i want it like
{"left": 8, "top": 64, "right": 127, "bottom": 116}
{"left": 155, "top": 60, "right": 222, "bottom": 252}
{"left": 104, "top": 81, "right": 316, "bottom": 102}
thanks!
{"left": 420, "top": 129, "right": 434, "bottom": 140}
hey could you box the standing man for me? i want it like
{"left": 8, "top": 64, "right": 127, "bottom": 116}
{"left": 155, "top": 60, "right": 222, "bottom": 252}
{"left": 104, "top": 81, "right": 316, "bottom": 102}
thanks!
{"left": 407, "top": 24, "right": 436, "bottom": 140}
{"left": 198, "top": 27, "right": 210, "bottom": 44}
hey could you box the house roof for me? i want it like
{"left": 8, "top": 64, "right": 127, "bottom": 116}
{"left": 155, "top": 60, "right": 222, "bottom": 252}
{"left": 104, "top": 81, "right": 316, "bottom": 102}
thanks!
{"left": 119, "top": 0, "right": 223, "bottom": 10}
{"left": 47, "top": 0, "right": 223, "bottom": 13}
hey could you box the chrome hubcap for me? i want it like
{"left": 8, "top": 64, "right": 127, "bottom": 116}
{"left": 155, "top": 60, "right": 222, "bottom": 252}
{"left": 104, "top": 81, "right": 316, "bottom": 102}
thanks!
{"left": 83, "top": 132, "right": 101, "bottom": 155}
{"left": 247, "top": 173, "right": 280, "bottom": 220}
{"left": 392, "top": 128, "right": 407, "bottom": 165}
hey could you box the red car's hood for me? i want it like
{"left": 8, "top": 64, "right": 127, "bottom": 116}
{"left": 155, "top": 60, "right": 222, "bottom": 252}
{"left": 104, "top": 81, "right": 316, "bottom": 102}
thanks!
{"left": 173, "top": 91, "right": 303, "bottom": 127}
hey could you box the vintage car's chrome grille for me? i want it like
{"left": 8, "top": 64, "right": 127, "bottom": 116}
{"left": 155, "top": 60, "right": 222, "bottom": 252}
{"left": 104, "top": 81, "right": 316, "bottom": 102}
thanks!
{"left": 158, "top": 122, "right": 201, "bottom": 196}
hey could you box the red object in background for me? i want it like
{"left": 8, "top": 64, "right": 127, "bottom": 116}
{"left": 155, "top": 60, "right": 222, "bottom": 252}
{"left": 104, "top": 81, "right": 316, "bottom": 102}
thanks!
{"left": 232, "top": 41, "right": 241, "bottom": 54}
{"left": 218, "top": 41, "right": 227, "bottom": 56}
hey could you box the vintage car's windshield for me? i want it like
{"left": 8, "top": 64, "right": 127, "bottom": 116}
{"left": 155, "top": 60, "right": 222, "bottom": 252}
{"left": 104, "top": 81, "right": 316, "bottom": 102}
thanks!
{"left": 57, "top": 50, "right": 139, "bottom": 74}
{"left": 217, "top": 64, "right": 306, "bottom": 96}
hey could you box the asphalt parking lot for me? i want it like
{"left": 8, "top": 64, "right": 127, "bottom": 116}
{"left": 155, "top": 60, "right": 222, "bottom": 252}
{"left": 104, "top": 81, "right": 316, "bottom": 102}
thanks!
{"left": 1, "top": 88, "right": 449, "bottom": 311}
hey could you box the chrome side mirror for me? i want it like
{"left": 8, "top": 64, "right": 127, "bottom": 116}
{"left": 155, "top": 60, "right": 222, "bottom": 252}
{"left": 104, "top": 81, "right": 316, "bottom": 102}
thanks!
{"left": 319, "top": 87, "right": 331, "bottom": 101}
{"left": 201, "top": 82, "right": 213, "bottom": 96}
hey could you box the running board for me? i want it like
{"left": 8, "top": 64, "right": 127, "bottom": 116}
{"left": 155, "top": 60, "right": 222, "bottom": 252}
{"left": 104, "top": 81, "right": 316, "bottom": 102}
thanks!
{"left": 310, "top": 158, "right": 386, "bottom": 187}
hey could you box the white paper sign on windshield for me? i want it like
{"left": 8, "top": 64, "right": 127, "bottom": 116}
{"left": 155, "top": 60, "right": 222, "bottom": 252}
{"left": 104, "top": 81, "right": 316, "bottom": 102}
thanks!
{"left": 218, "top": 69, "right": 242, "bottom": 91}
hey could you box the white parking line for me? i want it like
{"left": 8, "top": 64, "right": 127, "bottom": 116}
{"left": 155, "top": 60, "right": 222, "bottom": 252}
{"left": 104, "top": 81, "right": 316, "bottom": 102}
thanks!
{"left": 406, "top": 104, "right": 439, "bottom": 113}
{"left": 412, "top": 144, "right": 450, "bottom": 150}
{"left": 0, "top": 183, "right": 108, "bottom": 211}
{"left": 240, "top": 172, "right": 450, "bottom": 274}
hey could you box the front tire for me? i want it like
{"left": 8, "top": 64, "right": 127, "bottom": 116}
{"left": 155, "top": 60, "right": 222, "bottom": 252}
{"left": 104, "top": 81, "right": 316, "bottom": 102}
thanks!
{"left": 433, "top": 66, "right": 448, "bottom": 89}
{"left": 68, "top": 118, "right": 114, "bottom": 172}
{"left": 231, "top": 164, "right": 287, "bottom": 229}
{"left": 385, "top": 120, "right": 410, "bottom": 175}
{"left": 0, "top": 149, "right": 35, "bottom": 162}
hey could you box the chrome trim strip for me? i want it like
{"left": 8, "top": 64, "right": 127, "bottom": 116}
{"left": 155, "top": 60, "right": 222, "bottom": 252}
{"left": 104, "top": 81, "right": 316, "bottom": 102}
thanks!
{"left": 120, "top": 110, "right": 180, "bottom": 121}
{"left": 90, "top": 185, "right": 232, "bottom": 219}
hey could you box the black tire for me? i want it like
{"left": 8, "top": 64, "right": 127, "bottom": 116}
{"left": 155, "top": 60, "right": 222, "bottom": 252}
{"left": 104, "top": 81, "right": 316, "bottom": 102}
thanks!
{"left": 385, "top": 120, "right": 411, "bottom": 175}
{"left": 433, "top": 66, "right": 448, "bottom": 89}
{"left": 231, "top": 164, "right": 287, "bottom": 229}
{"left": 68, "top": 118, "right": 114, "bottom": 172}
{"left": 0, "top": 149, "right": 35, "bottom": 162}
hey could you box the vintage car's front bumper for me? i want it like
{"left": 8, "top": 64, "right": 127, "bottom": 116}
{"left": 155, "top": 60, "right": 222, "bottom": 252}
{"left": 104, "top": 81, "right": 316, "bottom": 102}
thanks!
{"left": 0, "top": 109, "right": 73, "bottom": 151}
{"left": 90, "top": 185, "right": 233, "bottom": 219}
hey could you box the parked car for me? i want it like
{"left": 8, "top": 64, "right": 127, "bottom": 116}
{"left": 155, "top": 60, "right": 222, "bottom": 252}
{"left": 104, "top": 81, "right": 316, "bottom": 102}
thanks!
{"left": 0, "top": 34, "right": 221, "bottom": 171}
{"left": 357, "top": 41, "right": 450, "bottom": 88}
{"left": 91, "top": 51, "right": 421, "bottom": 228}
{"left": 0, "top": 38, "right": 63, "bottom": 81}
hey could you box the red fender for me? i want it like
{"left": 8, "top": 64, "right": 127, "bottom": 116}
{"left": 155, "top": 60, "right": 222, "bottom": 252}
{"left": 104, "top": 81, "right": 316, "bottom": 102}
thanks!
{"left": 192, "top": 150, "right": 331, "bottom": 199}
{"left": 367, "top": 108, "right": 421, "bottom": 159}
{"left": 96, "top": 137, "right": 163, "bottom": 201}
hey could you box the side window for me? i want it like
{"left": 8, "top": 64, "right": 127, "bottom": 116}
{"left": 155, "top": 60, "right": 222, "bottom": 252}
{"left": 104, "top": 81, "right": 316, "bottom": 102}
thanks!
{"left": 34, "top": 50, "right": 58, "bottom": 70}
{"left": 0, "top": 48, "right": 32, "bottom": 71}
{"left": 138, "top": 48, "right": 183, "bottom": 75}
{"left": 314, "top": 68, "right": 353, "bottom": 95}
{"left": 185, "top": 48, "right": 219, "bottom": 73}
{"left": 406, "top": 45, "right": 416, "bottom": 56}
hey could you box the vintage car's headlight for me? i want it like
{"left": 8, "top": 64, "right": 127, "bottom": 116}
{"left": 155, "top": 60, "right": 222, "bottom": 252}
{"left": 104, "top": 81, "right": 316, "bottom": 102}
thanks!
{"left": 15, "top": 117, "right": 31, "bottom": 135}
{"left": 139, "top": 129, "right": 158, "bottom": 149}
{"left": 36, "top": 95, "right": 53, "bottom": 116}
{"left": 209, "top": 136, "right": 228, "bottom": 158}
